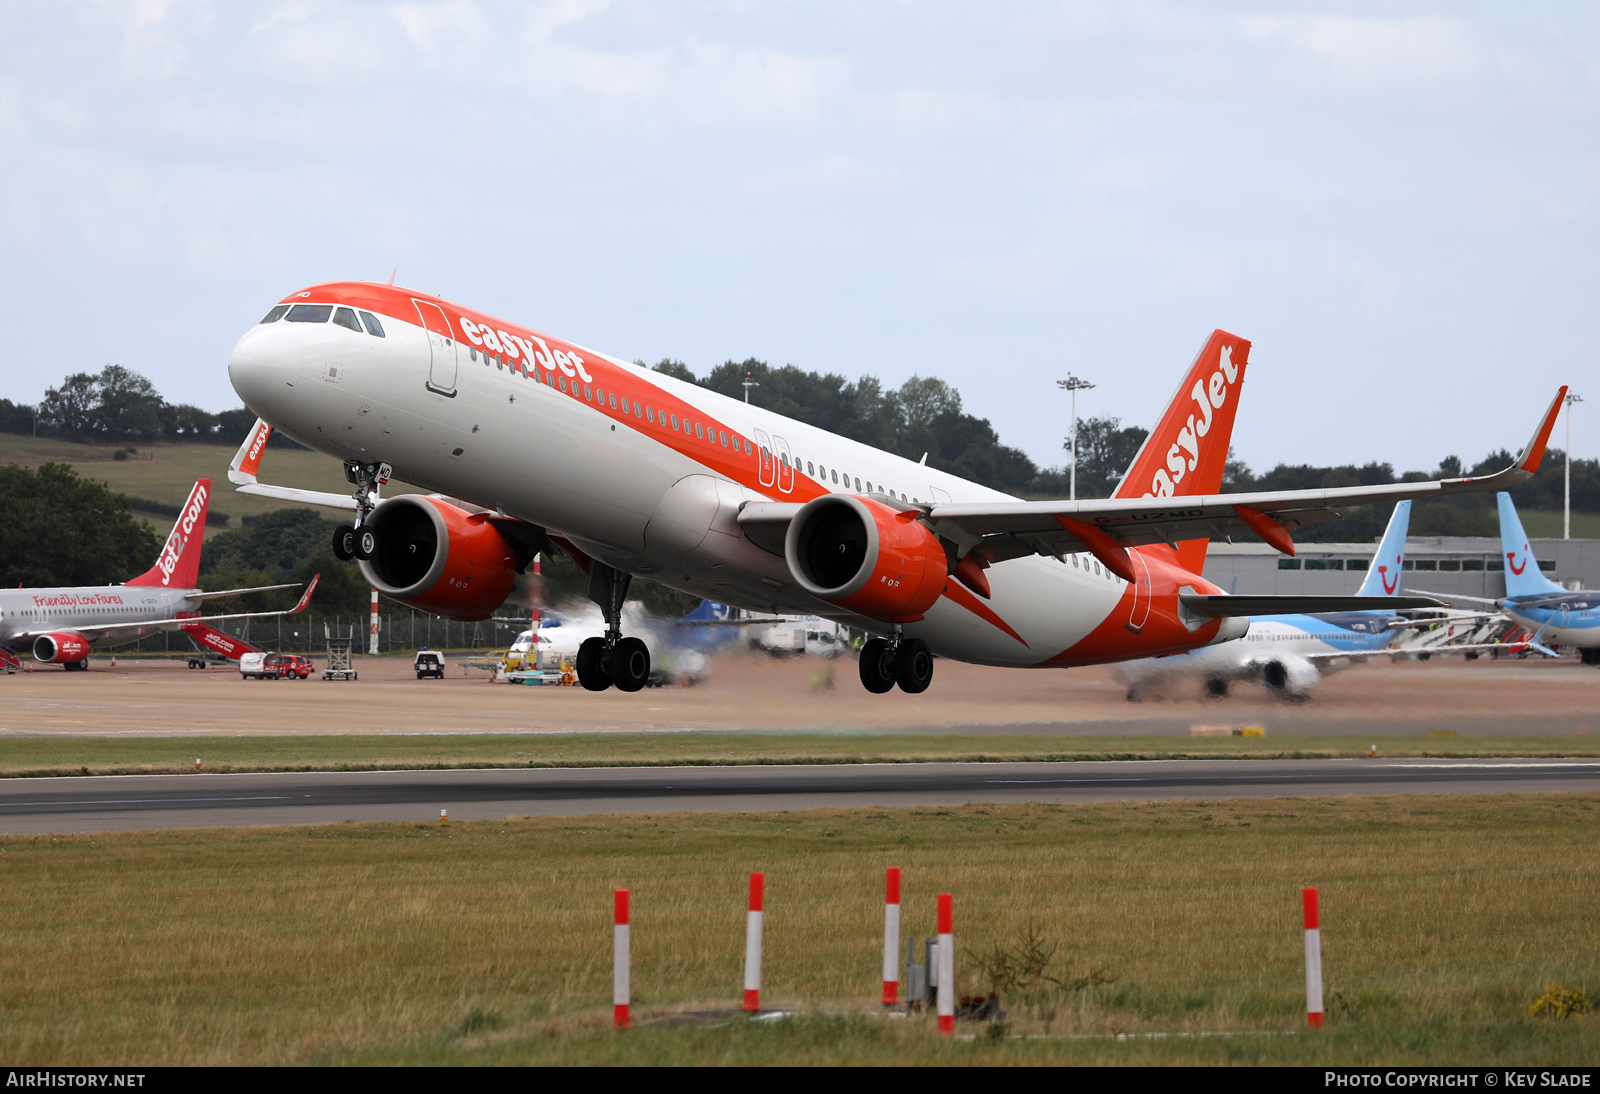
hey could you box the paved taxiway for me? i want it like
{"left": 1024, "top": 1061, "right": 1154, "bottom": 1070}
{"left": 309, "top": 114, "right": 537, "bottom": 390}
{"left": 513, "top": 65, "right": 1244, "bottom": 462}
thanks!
{"left": 4, "top": 758, "right": 1598, "bottom": 834}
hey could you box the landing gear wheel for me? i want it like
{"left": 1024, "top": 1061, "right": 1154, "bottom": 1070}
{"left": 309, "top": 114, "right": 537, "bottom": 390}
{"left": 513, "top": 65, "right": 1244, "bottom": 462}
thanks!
{"left": 354, "top": 526, "right": 376, "bottom": 560}
{"left": 858, "top": 638, "right": 896, "bottom": 694}
{"left": 894, "top": 638, "right": 934, "bottom": 694}
{"left": 576, "top": 637, "right": 612, "bottom": 692}
{"left": 332, "top": 525, "right": 357, "bottom": 561}
{"left": 610, "top": 637, "right": 651, "bottom": 692}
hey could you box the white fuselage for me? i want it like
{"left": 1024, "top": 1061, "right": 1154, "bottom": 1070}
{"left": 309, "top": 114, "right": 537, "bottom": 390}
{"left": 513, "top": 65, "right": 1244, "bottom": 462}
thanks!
{"left": 0, "top": 585, "right": 198, "bottom": 651}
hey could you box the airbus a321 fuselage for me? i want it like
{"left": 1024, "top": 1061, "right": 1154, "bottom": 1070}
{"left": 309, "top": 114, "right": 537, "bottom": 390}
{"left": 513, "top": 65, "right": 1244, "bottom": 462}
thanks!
{"left": 226, "top": 281, "right": 1566, "bottom": 694}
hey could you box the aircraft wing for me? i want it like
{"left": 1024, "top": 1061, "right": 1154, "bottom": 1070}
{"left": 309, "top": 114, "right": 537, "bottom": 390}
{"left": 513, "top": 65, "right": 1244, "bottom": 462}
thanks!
{"left": 923, "top": 388, "right": 1565, "bottom": 567}
{"left": 47, "top": 576, "right": 322, "bottom": 636}
{"left": 189, "top": 582, "right": 302, "bottom": 601}
{"left": 227, "top": 416, "right": 366, "bottom": 510}
{"left": 1180, "top": 594, "right": 1443, "bottom": 617}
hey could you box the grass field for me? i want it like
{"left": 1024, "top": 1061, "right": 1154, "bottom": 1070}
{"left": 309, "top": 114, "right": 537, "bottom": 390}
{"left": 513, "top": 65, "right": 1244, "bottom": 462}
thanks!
{"left": 2, "top": 731, "right": 1599, "bottom": 778}
{"left": 0, "top": 794, "right": 1595, "bottom": 1065}
{"left": 0, "top": 434, "right": 421, "bottom": 528}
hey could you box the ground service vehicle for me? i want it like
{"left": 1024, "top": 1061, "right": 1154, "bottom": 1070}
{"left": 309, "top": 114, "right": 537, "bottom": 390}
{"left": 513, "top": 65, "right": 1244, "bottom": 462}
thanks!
{"left": 227, "top": 282, "right": 1566, "bottom": 696}
{"left": 415, "top": 650, "right": 445, "bottom": 679}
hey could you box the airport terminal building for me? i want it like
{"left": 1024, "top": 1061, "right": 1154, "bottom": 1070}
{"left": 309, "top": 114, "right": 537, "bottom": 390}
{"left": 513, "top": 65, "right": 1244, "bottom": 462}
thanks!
{"left": 1204, "top": 538, "right": 1600, "bottom": 598}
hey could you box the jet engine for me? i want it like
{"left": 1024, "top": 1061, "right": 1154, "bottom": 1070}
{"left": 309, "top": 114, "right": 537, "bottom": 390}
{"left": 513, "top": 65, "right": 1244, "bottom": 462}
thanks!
{"left": 33, "top": 632, "right": 90, "bottom": 664}
{"left": 1259, "top": 654, "right": 1320, "bottom": 700}
{"left": 356, "top": 495, "right": 520, "bottom": 621}
{"left": 784, "top": 494, "right": 947, "bottom": 623}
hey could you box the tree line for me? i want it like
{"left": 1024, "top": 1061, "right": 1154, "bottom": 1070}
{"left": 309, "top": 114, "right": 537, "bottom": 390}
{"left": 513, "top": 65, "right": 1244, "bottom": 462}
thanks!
{"left": 0, "top": 365, "right": 300, "bottom": 448}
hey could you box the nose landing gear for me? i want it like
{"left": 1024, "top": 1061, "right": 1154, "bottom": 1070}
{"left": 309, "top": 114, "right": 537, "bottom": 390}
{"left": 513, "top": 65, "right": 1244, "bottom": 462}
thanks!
{"left": 330, "top": 460, "right": 390, "bottom": 562}
{"left": 859, "top": 630, "right": 934, "bottom": 694}
{"left": 573, "top": 563, "right": 653, "bottom": 693}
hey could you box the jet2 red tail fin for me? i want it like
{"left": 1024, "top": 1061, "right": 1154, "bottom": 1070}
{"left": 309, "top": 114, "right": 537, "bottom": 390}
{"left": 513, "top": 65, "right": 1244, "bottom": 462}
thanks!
{"left": 1113, "top": 330, "right": 1251, "bottom": 573}
{"left": 126, "top": 479, "right": 211, "bottom": 589}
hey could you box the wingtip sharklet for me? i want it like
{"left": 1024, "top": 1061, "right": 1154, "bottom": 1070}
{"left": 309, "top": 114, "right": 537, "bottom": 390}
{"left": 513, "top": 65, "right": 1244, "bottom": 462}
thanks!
{"left": 1516, "top": 386, "right": 1568, "bottom": 474}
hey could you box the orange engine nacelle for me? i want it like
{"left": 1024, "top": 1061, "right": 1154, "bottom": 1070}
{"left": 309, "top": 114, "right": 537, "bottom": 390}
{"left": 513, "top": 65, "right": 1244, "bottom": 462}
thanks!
{"left": 357, "top": 495, "right": 519, "bottom": 621}
{"left": 33, "top": 632, "right": 90, "bottom": 664}
{"left": 784, "top": 494, "right": 947, "bottom": 623}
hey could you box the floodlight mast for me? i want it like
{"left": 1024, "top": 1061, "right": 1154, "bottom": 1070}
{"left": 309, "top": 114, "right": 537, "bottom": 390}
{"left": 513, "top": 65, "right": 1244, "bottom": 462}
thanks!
{"left": 742, "top": 372, "right": 760, "bottom": 404}
{"left": 1566, "top": 392, "right": 1584, "bottom": 539}
{"left": 1056, "top": 375, "right": 1096, "bottom": 502}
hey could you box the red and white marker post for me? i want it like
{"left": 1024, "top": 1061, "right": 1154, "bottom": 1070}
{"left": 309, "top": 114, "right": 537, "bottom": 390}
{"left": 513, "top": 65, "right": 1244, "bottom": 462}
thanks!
{"left": 1303, "top": 887, "right": 1323, "bottom": 1029}
{"left": 936, "top": 892, "right": 954, "bottom": 1034}
{"left": 613, "top": 888, "right": 630, "bottom": 1030}
{"left": 743, "top": 872, "right": 764, "bottom": 1012}
{"left": 882, "top": 867, "right": 901, "bottom": 1006}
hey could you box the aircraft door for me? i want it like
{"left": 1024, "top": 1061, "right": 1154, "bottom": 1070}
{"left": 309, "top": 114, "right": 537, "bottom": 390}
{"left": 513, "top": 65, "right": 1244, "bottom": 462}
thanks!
{"left": 772, "top": 435, "right": 795, "bottom": 494}
{"left": 414, "top": 300, "right": 459, "bottom": 396}
{"left": 1125, "top": 549, "right": 1152, "bottom": 633}
{"left": 753, "top": 428, "right": 775, "bottom": 489}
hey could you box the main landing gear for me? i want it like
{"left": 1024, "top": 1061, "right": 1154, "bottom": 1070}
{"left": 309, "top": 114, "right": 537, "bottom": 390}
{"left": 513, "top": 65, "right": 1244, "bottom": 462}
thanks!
{"left": 858, "top": 630, "right": 933, "bottom": 695}
{"left": 574, "top": 563, "right": 652, "bottom": 693}
{"left": 331, "top": 460, "right": 389, "bottom": 562}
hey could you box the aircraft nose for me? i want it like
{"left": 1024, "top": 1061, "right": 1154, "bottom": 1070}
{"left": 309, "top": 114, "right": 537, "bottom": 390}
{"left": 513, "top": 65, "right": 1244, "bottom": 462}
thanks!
{"left": 227, "top": 325, "right": 297, "bottom": 419}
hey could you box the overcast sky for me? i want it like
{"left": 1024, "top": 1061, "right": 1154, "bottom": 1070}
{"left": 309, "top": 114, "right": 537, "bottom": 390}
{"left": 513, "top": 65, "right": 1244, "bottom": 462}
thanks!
{"left": 3, "top": 1, "right": 1597, "bottom": 475}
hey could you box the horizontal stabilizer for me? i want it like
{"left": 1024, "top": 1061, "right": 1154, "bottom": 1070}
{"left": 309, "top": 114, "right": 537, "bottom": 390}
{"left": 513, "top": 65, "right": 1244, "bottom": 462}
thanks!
{"left": 1180, "top": 593, "right": 1442, "bottom": 618}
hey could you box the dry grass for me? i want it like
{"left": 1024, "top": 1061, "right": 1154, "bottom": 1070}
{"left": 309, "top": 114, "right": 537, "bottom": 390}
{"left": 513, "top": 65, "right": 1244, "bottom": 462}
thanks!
{"left": 1, "top": 731, "right": 1597, "bottom": 780}
{"left": 0, "top": 795, "right": 1597, "bottom": 1064}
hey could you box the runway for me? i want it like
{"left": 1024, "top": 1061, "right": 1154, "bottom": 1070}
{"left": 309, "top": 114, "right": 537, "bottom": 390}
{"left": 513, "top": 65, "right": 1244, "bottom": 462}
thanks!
{"left": 3, "top": 757, "right": 1598, "bottom": 833}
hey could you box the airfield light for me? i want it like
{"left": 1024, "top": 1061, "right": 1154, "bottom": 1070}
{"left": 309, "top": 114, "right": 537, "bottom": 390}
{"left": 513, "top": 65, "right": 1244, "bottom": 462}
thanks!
{"left": 1056, "top": 375, "right": 1096, "bottom": 501}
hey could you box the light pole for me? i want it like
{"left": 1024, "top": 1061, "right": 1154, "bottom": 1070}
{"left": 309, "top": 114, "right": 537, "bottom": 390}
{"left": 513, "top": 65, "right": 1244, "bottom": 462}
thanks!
{"left": 742, "top": 371, "right": 760, "bottom": 404}
{"left": 1565, "top": 392, "right": 1583, "bottom": 539}
{"left": 1056, "top": 375, "right": 1095, "bottom": 501}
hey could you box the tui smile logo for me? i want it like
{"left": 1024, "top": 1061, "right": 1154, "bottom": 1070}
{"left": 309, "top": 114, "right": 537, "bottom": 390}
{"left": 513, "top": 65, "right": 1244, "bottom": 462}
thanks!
{"left": 1508, "top": 545, "right": 1530, "bottom": 575}
{"left": 1379, "top": 565, "right": 1400, "bottom": 595}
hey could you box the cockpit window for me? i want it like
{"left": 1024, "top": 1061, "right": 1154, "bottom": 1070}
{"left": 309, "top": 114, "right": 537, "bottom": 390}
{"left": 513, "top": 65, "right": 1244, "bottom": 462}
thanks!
{"left": 260, "top": 305, "right": 290, "bottom": 324}
{"left": 285, "top": 304, "right": 333, "bottom": 323}
{"left": 359, "top": 310, "right": 386, "bottom": 337}
{"left": 332, "top": 307, "right": 362, "bottom": 333}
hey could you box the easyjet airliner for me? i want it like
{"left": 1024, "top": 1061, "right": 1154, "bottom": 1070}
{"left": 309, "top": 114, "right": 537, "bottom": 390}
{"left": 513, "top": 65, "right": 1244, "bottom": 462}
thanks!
{"left": 226, "top": 282, "right": 1566, "bottom": 694}
{"left": 0, "top": 479, "right": 319, "bottom": 671}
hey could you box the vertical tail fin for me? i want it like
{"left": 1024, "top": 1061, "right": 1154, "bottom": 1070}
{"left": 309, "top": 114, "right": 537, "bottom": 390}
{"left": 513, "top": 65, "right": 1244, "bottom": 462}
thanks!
{"left": 1498, "top": 492, "right": 1563, "bottom": 597}
{"left": 126, "top": 479, "right": 210, "bottom": 589}
{"left": 1114, "top": 330, "right": 1251, "bottom": 573}
{"left": 1356, "top": 501, "right": 1411, "bottom": 596}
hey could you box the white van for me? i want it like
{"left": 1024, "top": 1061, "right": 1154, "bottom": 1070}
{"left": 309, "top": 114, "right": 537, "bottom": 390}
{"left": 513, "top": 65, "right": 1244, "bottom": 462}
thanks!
{"left": 239, "top": 652, "right": 269, "bottom": 679}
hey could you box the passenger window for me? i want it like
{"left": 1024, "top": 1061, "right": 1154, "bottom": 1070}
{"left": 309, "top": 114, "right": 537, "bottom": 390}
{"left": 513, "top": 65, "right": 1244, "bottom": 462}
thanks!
{"left": 610, "top": 393, "right": 618, "bottom": 409}
{"left": 854, "top": 477, "right": 861, "bottom": 491}
{"left": 831, "top": 470, "right": 838, "bottom": 484}
{"left": 584, "top": 386, "right": 593, "bottom": 401}
{"left": 647, "top": 407, "right": 654, "bottom": 423}
{"left": 332, "top": 307, "right": 362, "bottom": 332}
{"left": 695, "top": 422, "right": 703, "bottom": 438}
{"left": 671, "top": 414, "right": 680, "bottom": 429}
{"left": 285, "top": 304, "right": 333, "bottom": 323}
{"left": 866, "top": 482, "right": 873, "bottom": 493}
{"left": 635, "top": 402, "right": 642, "bottom": 418}
{"left": 359, "top": 311, "right": 385, "bottom": 337}
{"left": 559, "top": 377, "right": 568, "bottom": 393}
{"left": 720, "top": 431, "right": 728, "bottom": 446}
{"left": 260, "top": 305, "right": 289, "bottom": 324}
{"left": 621, "top": 398, "right": 629, "bottom": 414}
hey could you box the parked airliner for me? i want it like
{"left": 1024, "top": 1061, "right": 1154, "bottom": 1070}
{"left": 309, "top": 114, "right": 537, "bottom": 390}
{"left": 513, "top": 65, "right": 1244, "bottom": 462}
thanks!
{"left": 225, "top": 281, "right": 1565, "bottom": 694}
{"left": 0, "top": 479, "right": 318, "bottom": 671}
{"left": 1416, "top": 492, "right": 1600, "bottom": 662}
